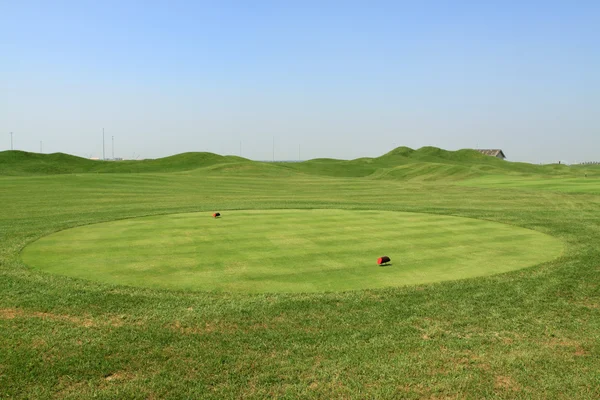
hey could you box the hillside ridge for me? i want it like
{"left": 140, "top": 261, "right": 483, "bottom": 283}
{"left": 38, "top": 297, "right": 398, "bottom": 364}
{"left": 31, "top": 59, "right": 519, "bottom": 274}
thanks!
{"left": 0, "top": 147, "right": 594, "bottom": 180}
{"left": 0, "top": 150, "right": 247, "bottom": 175}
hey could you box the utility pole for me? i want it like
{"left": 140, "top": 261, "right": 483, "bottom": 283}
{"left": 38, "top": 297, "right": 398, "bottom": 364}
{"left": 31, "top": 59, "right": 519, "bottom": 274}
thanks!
{"left": 102, "top": 128, "right": 105, "bottom": 160}
{"left": 10, "top": 132, "right": 13, "bottom": 150}
{"left": 112, "top": 136, "right": 114, "bottom": 160}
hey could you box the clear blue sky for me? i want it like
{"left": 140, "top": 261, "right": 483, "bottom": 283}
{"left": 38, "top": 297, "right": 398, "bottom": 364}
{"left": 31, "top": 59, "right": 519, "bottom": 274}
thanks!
{"left": 1, "top": 1, "right": 598, "bottom": 163}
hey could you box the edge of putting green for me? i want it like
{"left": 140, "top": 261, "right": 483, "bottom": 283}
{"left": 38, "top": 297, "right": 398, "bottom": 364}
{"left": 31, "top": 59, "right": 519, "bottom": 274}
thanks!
{"left": 20, "top": 209, "right": 565, "bottom": 294}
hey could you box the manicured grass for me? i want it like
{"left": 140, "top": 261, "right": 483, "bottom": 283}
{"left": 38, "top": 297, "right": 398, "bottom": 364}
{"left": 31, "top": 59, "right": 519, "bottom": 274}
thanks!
{"left": 460, "top": 175, "right": 600, "bottom": 194}
{"left": 22, "top": 210, "right": 562, "bottom": 293}
{"left": 1, "top": 152, "right": 599, "bottom": 399}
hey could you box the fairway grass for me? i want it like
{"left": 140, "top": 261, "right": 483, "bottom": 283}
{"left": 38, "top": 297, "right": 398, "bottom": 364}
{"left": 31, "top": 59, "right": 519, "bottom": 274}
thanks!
{"left": 22, "top": 210, "right": 563, "bottom": 293}
{"left": 460, "top": 175, "right": 600, "bottom": 194}
{"left": 1, "top": 152, "right": 600, "bottom": 399}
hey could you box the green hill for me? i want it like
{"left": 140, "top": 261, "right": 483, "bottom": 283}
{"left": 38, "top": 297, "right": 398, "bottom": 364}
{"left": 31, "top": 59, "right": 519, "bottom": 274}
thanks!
{"left": 278, "top": 147, "right": 594, "bottom": 180}
{"left": 0, "top": 151, "right": 247, "bottom": 176}
{"left": 0, "top": 151, "right": 96, "bottom": 175}
{"left": 2, "top": 147, "right": 597, "bottom": 181}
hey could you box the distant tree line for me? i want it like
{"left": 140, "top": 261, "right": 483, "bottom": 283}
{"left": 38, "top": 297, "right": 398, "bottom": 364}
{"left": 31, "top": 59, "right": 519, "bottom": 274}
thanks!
{"left": 576, "top": 161, "right": 600, "bottom": 165}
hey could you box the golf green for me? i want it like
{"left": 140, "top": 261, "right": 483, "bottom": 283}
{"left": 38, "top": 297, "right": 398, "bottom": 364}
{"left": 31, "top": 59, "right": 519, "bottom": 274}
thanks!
{"left": 21, "top": 209, "right": 563, "bottom": 293}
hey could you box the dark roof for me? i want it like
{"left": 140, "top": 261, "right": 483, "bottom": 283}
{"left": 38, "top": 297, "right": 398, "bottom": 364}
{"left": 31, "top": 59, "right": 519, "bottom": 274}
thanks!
{"left": 475, "top": 149, "right": 506, "bottom": 158}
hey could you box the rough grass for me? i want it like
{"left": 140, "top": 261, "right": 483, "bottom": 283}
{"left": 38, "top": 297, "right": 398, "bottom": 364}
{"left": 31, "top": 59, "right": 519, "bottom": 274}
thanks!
{"left": 1, "top": 151, "right": 600, "bottom": 399}
{"left": 21, "top": 209, "right": 562, "bottom": 293}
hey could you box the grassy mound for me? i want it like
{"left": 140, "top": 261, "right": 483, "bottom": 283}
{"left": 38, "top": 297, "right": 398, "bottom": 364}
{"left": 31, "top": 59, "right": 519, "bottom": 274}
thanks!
{"left": 0, "top": 151, "right": 96, "bottom": 175}
{"left": 278, "top": 146, "right": 595, "bottom": 181}
{"left": 0, "top": 150, "right": 247, "bottom": 175}
{"left": 2, "top": 147, "right": 598, "bottom": 185}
